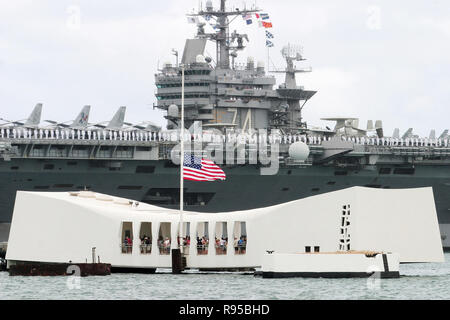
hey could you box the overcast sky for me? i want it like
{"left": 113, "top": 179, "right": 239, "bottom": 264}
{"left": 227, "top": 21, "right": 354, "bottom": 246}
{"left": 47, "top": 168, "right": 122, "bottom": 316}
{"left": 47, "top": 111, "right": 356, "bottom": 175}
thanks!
{"left": 0, "top": 0, "right": 449, "bottom": 137}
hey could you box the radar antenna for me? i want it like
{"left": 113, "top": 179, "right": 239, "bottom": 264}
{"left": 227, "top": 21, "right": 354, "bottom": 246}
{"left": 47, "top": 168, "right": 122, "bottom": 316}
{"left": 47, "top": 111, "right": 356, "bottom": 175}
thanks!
{"left": 272, "top": 43, "right": 312, "bottom": 89}
{"left": 187, "top": 0, "right": 260, "bottom": 69}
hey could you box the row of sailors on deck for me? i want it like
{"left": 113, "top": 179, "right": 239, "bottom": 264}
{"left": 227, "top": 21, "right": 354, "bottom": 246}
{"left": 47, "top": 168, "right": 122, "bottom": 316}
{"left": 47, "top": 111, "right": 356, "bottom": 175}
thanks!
{"left": 2, "top": 126, "right": 450, "bottom": 147}
{"left": 0, "top": 127, "right": 323, "bottom": 144}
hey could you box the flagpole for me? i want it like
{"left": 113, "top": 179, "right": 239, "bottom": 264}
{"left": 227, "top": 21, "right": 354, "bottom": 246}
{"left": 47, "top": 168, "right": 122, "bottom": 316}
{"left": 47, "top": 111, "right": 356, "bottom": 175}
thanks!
{"left": 172, "top": 64, "right": 185, "bottom": 274}
{"left": 180, "top": 64, "right": 185, "bottom": 251}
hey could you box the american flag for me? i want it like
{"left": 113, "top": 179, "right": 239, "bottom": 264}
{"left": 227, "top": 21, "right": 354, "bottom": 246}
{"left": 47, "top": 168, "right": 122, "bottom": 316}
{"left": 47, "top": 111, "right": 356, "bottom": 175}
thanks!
{"left": 183, "top": 154, "right": 226, "bottom": 181}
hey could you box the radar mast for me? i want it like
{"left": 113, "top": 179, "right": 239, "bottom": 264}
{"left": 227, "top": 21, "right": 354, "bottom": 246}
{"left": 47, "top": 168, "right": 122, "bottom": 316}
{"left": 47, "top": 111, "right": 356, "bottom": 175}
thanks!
{"left": 272, "top": 44, "right": 312, "bottom": 89}
{"left": 188, "top": 0, "right": 260, "bottom": 69}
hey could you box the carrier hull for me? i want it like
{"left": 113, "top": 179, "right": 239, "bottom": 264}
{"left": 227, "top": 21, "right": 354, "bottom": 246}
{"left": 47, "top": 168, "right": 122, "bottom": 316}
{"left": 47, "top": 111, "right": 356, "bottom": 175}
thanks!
{"left": 1, "top": 158, "right": 450, "bottom": 247}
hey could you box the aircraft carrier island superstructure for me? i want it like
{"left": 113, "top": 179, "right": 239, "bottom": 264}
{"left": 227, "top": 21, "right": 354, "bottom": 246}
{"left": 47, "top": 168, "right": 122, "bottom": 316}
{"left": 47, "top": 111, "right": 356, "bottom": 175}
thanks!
{"left": 2, "top": 0, "right": 450, "bottom": 248}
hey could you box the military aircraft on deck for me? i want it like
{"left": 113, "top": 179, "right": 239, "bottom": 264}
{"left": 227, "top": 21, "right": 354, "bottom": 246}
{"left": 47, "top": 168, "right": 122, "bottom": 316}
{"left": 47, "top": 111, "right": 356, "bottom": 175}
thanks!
{"left": 44, "top": 105, "right": 91, "bottom": 130}
{"left": 0, "top": 103, "right": 42, "bottom": 129}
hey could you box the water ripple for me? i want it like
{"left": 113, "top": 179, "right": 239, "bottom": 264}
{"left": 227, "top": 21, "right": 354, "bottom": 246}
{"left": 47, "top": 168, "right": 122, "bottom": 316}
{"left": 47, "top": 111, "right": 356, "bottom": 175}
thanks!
{"left": 0, "top": 254, "right": 448, "bottom": 300}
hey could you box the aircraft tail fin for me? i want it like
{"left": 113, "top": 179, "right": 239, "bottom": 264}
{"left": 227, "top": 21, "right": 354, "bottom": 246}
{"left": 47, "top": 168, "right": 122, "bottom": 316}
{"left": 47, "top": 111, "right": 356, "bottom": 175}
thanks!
{"left": 24, "top": 103, "right": 43, "bottom": 127}
{"left": 72, "top": 105, "right": 91, "bottom": 128}
{"left": 393, "top": 128, "right": 400, "bottom": 139}
{"left": 375, "top": 120, "right": 383, "bottom": 138}
{"left": 106, "top": 106, "right": 126, "bottom": 130}
{"left": 439, "top": 129, "right": 449, "bottom": 140}
{"left": 402, "top": 128, "right": 413, "bottom": 140}
{"left": 429, "top": 129, "right": 436, "bottom": 140}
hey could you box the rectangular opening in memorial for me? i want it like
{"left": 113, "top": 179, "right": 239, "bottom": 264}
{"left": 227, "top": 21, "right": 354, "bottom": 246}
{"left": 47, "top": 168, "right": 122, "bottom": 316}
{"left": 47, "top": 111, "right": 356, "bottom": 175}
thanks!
{"left": 158, "top": 222, "right": 171, "bottom": 255}
{"left": 121, "top": 221, "right": 133, "bottom": 254}
{"left": 139, "top": 222, "right": 152, "bottom": 254}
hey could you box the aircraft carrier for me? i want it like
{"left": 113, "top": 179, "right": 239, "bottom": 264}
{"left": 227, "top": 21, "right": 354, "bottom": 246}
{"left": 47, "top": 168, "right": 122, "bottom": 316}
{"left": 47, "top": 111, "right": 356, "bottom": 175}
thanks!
{"left": 1, "top": 0, "right": 450, "bottom": 248}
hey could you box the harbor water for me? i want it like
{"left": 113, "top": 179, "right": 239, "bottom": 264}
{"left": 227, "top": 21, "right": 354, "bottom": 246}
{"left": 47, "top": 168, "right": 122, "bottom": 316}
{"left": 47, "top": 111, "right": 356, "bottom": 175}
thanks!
{"left": 0, "top": 253, "right": 449, "bottom": 300}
